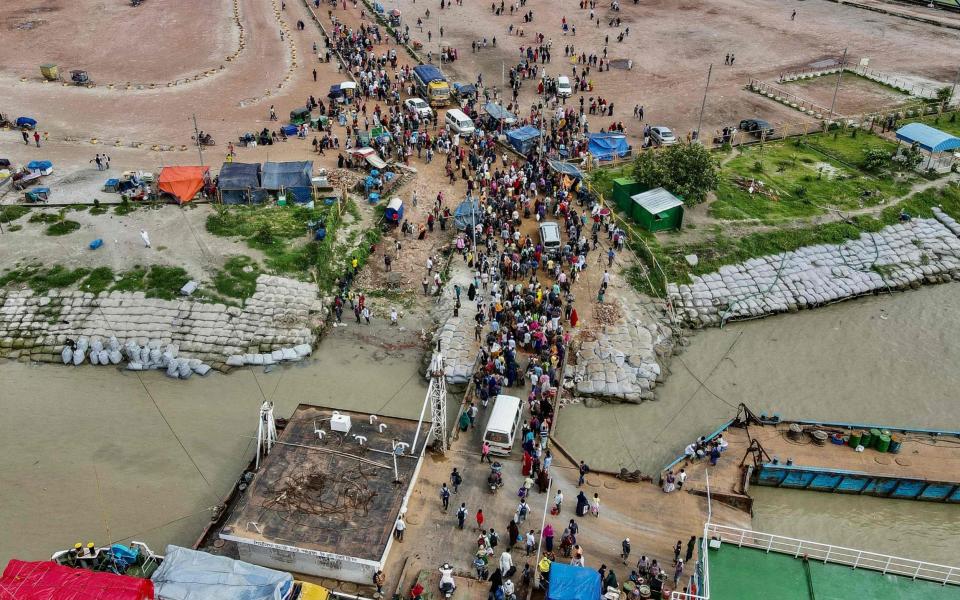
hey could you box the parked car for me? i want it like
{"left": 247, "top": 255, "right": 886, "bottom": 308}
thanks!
{"left": 404, "top": 97, "right": 433, "bottom": 119}
{"left": 556, "top": 75, "right": 573, "bottom": 98}
{"left": 649, "top": 126, "right": 677, "bottom": 146}
{"left": 739, "top": 118, "right": 775, "bottom": 138}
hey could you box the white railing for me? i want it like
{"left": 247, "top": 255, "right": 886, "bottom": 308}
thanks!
{"left": 707, "top": 523, "right": 960, "bottom": 587}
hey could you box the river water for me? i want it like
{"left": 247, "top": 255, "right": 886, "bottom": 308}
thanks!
{"left": 554, "top": 283, "right": 960, "bottom": 561}
{"left": 2, "top": 286, "right": 959, "bottom": 566}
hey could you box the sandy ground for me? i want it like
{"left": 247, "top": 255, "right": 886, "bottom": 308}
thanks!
{"left": 780, "top": 74, "right": 913, "bottom": 115}
{"left": 0, "top": 0, "right": 235, "bottom": 83}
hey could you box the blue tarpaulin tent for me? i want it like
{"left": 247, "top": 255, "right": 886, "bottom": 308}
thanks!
{"left": 895, "top": 123, "right": 960, "bottom": 153}
{"left": 27, "top": 160, "right": 53, "bottom": 172}
{"left": 506, "top": 126, "right": 542, "bottom": 154}
{"left": 483, "top": 102, "right": 518, "bottom": 128}
{"left": 262, "top": 161, "right": 313, "bottom": 203}
{"left": 547, "top": 563, "right": 602, "bottom": 600}
{"left": 218, "top": 162, "right": 266, "bottom": 204}
{"left": 16, "top": 117, "right": 37, "bottom": 129}
{"left": 588, "top": 133, "right": 632, "bottom": 160}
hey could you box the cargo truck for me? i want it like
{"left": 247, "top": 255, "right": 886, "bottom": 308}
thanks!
{"left": 412, "top": 64, "right": 451, "bottom": 107}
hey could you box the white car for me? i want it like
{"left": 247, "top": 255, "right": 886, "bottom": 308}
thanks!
{"left": 556, "top": 75, "right": 572, "bottom": 98}
{"left": 404, "top": 97, "right": 433, "bottom": 119}
{"left": 650, "top": 126, "right": 677, "bottom": 146}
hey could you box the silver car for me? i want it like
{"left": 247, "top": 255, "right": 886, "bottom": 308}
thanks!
{"left": 650, "top": 126, "right": 677, "bottom": 146}
{"left": 404, "top": 97, "right": 433, "bottom": 119}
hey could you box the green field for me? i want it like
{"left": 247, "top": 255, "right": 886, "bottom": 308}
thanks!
{"left": 710, "top": 133, "right": 915, "bottom": 221}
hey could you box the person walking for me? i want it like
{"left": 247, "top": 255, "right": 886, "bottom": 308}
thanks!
{"left": 673, "top": 540, "right": 683, "bottom": 564}
{"left": 313, "top": 68, "right": 318, "bottom": 81}
{"left": 791, "top": 9, "right": 796, "bottom": 20}
{"left": 517, "top": 498, "right": 529, "bottom": 523}
{"left": 441, "top": 483, "right": 451, "bottom": 510}
{"left": 525, "top": 530, "right": 536, "bottom": 556}
{"left": 22, "top": 130, "right": 29, "bottom": 145}
{"left": 33, "top": 131, "right": 41, "bottom": 147}
{"left": 451, "top": 467, "right": 463, "bottom": 493}
{"left": 499, "top": 550, "right": 514, "bottom": 575}
{"left": 554, "top": 490, "right": 564, "bottom": 514}
{"left": 373, "top": 570, "right": 385, "bottom": 597}
{"left": 456, "top": 502, "right": 468, "bottom": 528}
{"left": 362, "top": 306, "right": 371, "bottom": 324}
{"left": 685, "top": 536, "right": 696, "bottom": 563}
{"left": 476, "top": 509, "right": 485, "bottom": 531}
{"left": 577, "top": 461, "right": 589, "bottom": 486}
{"left": 394, "top": 515, "right": 406, "bottom": 541}
{"left": 508, "top": 519, "right": 520, "bottom": 550}
{"left": 674, "top": 559, "right": 684, "bottom": 586}
{"left": 591, "top": 493, "right": 600, "bottom": 517}
{"left": 481, "top": 441, "right": 492, "bottom": 463}
{"left": 544, "top": 524, "right": 555, "bottom": 553}
{"left": 621, "top": 538, "right": 631, "bottom": 564}
{"left": 140, "top": 229, "right": 152, "bottom": 248}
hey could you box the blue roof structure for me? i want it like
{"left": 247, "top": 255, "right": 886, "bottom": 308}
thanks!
{"left": 895, "top": 123, "right": 960, "bottom": 153}
{"left": 547, "top": 563, "right": 602, "bottom": 600}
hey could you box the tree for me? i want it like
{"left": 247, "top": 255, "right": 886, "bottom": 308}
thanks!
{"left": 632, "top": 143, "right": 719, "bottom": 205}
{"left": 936, "top": 86, "right": 953, "bottom": 106}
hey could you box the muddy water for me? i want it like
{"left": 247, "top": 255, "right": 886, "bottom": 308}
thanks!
{"left": 554, "top": 283, "right": 960, "bottom": 559}
{"left": 0, "top": 320, "right": 428, "bottom": 565}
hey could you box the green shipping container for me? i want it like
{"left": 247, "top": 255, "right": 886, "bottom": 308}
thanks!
{"left": 631, "top": 187, "right": 684, "bottom": 232}
{"left": 612, "top": 177, "right": 644, "bottom": 212}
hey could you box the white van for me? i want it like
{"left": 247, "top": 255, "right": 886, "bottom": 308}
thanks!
{"left": 445, "top": 108, "right": 475, "bottom": 137}
{"left": 556, "top": 75, "right": 572, "bottom": 98}
{"left": 538, "top": 221, "right": 562, "bottom": 256}
{"left": 483, "top": 394, "right": 523, "bottom": 455}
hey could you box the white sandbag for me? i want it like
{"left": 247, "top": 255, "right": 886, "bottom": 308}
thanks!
{"left": 178, "top": 362, "right": 192, "bottom": 379}
{"left": 261, "top": 353, "right": 276, "bottom": 365}
{"left": 225, "top": 355, "right": 245, "bottom": 367}
{"left": 90, "top": 351, "right": 101, "bottom": 365}
{"left": 271, "top": 350, "right": 284, "bottom": 361}
{"left": 139, "top": 347, "right": 150, "bottom": 364}
{"left": 108, "top": 350, "right": 123, "bottom": 364}
{"left": 149, "top": 348, "right": 162, "bottom": 364}
{"left": 108, "top": 336, "right": 120, "bottom": 352}
{"left": 61, "top": 347, "right": 73, "bottom": 365}
{"left": 73, "top": 349, "right": 85, "bottom": 365}
{"left": 76, "top": 336, "right": 89, "bottom": 353}
{"left": 252, "top": 354, "right": 265, "bottom": 366}
{"left": 187, "top": 359, "right": 202, "bottom": 369}
{"left": 162, "top": 351, "right": 174, "bottom": 365}
{"left": 126, "top": 361, "right": 144, "bottom": 371}
{"left": 165, "top": 344, "right": 179, "bottom": 359}
{"left": 125, "top": 343, "right": 141, "bottom": 360}
{"left": 166, "top": 360, "right": 180, "bottom": 378}
{"left": 243, "top": 353, "right": 257, "bottom": 365}
{"left": 91, "top": 338, "right": 104, "bottom": 354}
{"left": 98, "top": 350, "right": 109, "bottom": 365}
{"left": 193, "top": 363, "right": 212, "bottom": 376}
{"left": 293, "top": 344, "right": 312, "bottom": 357}
{"left": 281, "top": 347, "right": 298, "bottom": 361}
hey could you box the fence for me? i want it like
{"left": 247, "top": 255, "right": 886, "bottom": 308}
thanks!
{"left": 846, "top": 64, "right": 942, "bottom": 99}
{"left": 748, "top": 79, "right": 834, "bottom": 118}
{"left": 705, "top": 523, "right": 960, "bottom": 587}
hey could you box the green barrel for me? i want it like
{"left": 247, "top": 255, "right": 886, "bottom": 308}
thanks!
{"left": 869, "top": 428, "right": 882, "bottom": 448}
{"left": 860, "top": 430, "right": 873, "bottom": 448}
{"left": 888, "top": 434, "right": 903, "bottom": 454}
{"left": 848, "top": 430, "right": 862, "bottom": 448}
{"left": 875, "top": 434, "right": 891, "bottom": 453}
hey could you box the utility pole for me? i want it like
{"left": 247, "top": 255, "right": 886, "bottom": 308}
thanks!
{"left": 828, "top": 48, "right": 848, "bottom": 121}
{"left": 695, "top": 63, "right": 713, "bottom": 142}
{"left": 950, "top": 66, "right": 960, "bottom": 108}
{"left": 191, "top": 114, "right": 204, "bottom": 166}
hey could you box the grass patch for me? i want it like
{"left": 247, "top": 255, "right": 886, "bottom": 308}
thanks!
{"left": 709, "top": 133, "right": 914, "bottom": 221}
{"left": 29, "top": 212, "right": 60, "bottom": 224}
{"left": 46, "top": 220, "right": 81, "bottom": 236}
{"left": 90, "top": 205, "right": 109, "bottom": 216}
{"left": 7, "top": 224, "right": 22, "bottom": 232}
{"left": 0, "top": 264, "right": 90, "bottom": 294}
{"left": 0, "top": 206, "right": 30, "bottom": 223}
{"left": 212, "top": 255, "right": 261, "bottom": 299}
{"left": 111, "top": 267, "right": 147, "bottom": 293}
{"left": 68, "top": 204, "right": 89, "bottom": 213}
{"left": 114, "top": 201, "right": 138, "bottom": 216}
{"left": 143, "top": 265, "right": 190, "bottom": 299}
{"left": 79, "top": 267, "right": 115, "bottom": 295}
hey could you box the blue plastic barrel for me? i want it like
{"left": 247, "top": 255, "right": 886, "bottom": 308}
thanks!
{"left": 89, "top": 239, "right": 103, "bottom": 250}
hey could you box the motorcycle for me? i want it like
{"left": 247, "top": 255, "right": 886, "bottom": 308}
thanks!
{"left": 192, "top": 132, "right": 216, "bottom": 147}
{"left": 488, "top": 462, "right": 503, "bottom": 493}
{"left": 439, "top": 563, "right": 456, "bottom": 599}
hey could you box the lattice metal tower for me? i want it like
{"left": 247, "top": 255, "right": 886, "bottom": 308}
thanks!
{"left": 256, "top": 400, "right": 278, "bottom": 470}
{"left": 427, "top": 352, "right": 448, "bottom": 453}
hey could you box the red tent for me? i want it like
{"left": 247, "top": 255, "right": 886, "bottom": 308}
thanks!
{"left": 157, "top": 166, "right": 209, "bottom": 204}
{"left": 0, "top": 560, "right": 154, "bottom": 600}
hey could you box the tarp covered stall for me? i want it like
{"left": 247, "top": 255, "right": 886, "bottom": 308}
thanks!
{"left": 385, "top": 197, "right": 404, "bottom": 223}
{"left": 547, "top": 160, "right": 583, "bottom": 179}
{"left": 587, "top": 133, "right": 632, "bottom": 161}
{"left": 0, "top": 559, "right": 154, "bottom": 600}
{"left": 16, "top": 117, "right": 37, "bottom": 129}
{"left": 506, "top": 126, "right": 542, "bottom": 155}
{"left": 262, "top": 161, "right": 313, "bottom": 203}
{"left": 27, "top": 160, "right": 53, "bottom": 175}
{"left": 483, "top": 102, "right": 518, "bottom": 128}
{"left": 158, "top": 166, "right": 210, "bottom": 204}
{"left": 150, "top": 545, "right": 294, "bottom": 600}
{"left": 351, "top": 148, "right": 388, "bottom": 170}
{"left": 218, "top": 162, "right": 266, "bottom": 204}
{"left": 895, "top": 123, "right": 960, "bottom": 153}
{"left": 453, "top": 198, "right": 481, "bottom": 231}
{"left": 547, "top": 563, "right": 602, "bottom": 600}
{"left": 631, "top": 187, "right": 684, "bottom": 232}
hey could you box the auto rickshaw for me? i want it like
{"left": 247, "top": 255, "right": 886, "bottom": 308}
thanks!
{"left": 388, "top": 8, "right": 401, "bottom": 26}
{"left": 40, "top": 64, "right": 60, "bottom": 81}
{"left": 310, "top": 115, "right": 329, "bottom": 130}
{"left": 290, "top": 107, "right": 311, "bottom": 125}
{"left": 71, "top": 69, "right": 91, "bottom": 86}
{"left": 452, "top": 82, "right": 477, "bottom": 104}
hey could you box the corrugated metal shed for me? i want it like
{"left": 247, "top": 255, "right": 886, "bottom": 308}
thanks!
{"left": 631, "top": 187, "right": 684, "bottom": 213}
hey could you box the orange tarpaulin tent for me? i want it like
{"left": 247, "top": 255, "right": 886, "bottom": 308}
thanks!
{"left": 0, "top": 559, "right": 154, "bottom": 599}
{"left": 157, "top": 166, "right": 209, "bottom": 204}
